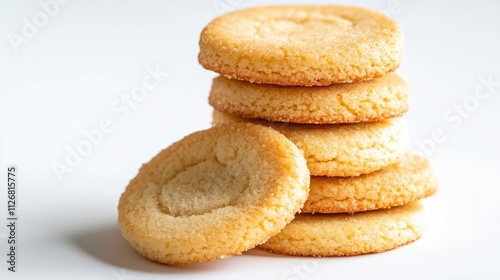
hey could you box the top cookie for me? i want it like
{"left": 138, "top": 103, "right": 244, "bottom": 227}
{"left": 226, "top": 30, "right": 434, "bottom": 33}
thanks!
{"left": 199, "top": 5, "right": 403, "bottom": 86}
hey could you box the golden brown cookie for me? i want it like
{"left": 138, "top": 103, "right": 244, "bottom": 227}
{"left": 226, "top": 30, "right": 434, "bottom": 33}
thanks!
{"left": 199, "top": 5, "right": 403, "bottom": 86}
{"left": 259, "top": 202, "right": 424, "bottom": 256}
{"left": 209, "top": 73, "right": 409, "bottom": 124}
{"left": 118, "top": 123, "right": 310, "bottom": 265}
{"left": 212, "top": 110, "right": 406, "bottom": 177}
{"left": 303, "top": 153, "right": 437, "bottom": 213}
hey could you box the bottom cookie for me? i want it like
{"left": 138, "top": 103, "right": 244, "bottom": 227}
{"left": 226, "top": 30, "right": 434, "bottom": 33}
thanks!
{"left": 259, "top": 202, "right": 424, "bottom": 256}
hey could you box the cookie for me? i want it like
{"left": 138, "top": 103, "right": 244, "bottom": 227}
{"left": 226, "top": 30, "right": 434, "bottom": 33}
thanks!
{"left": 259, "top": 202, "right": 424, "bottom": 256}
{"left": 209, "top": 73, "right": 409, "bottom": 124}
{"left": 118, "top": 123, "right": 310, "bottom": 265}
{"left": 212, "top": 110, "right": 406, "bottom": 177}
{"left": 199, "top": 5, "right": 403, "bottom": 86}
{"left": 303, "top": 153, "right": 437, "bottom": 213}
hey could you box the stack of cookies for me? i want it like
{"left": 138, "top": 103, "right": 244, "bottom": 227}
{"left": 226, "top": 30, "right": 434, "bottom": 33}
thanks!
{"left": 118, "top": 5, "right": 438, "bottom": 266}
{"left": 199, "top": 5, "right": 438, "bottom": 256}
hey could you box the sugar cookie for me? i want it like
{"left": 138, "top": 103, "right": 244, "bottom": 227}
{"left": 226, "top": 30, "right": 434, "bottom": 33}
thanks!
{"left": 212, "top": 110, "right": 406, "bottom": 177}
{"left": 209, "top": 73, "right": 409, "bottom": 124}
{"left": 199, "top": 5, "right": 403, "bottom": 85}
{"left": 118, "top": 123, "right": 310, "bottom": 265}
{"left": 303, "top": 153, "right": 437, "bottom": 213}
{"left": 260, "top": 202, "right": 424, "bottom": 256}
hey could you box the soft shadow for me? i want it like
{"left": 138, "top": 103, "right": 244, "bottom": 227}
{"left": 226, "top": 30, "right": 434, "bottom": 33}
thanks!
{"left": 70, "top": 224, "right": 232, "bottom": 273}
{"left": 244, "top": 247, "right": 285, "bottom": 258}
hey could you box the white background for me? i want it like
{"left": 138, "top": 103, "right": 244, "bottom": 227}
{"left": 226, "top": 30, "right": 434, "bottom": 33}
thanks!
{"left": 1, "top": 0, "right": 499, "bottom": 279}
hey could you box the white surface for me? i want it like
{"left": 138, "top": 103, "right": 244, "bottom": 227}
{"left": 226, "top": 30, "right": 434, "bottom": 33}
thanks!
{"left": 1, "top": 0, "right": 499, "bottom": 279}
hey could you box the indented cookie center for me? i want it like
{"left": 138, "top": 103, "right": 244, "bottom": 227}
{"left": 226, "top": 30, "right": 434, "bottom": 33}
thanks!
{"left": 255, "top": 14, "right": 353, "bottom": 41}
{"left": 159, "top": 158, "right": 249, "bottom": 217}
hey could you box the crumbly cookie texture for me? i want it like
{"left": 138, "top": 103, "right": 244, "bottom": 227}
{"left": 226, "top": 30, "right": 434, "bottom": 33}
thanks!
{"left": 209, "top": 73, "right": 409, "bottom": 124}
{"left": 118, "top": 123, "right": 310, "bottom": 265}
{"left": 303, "top": 153, "right": 438, "bottom": 213}
{"left": 199, "top": 5, "right": 403, "bottom": 86}
{"left": 212, "top": 110, "right": 407, "bottom": 177}
{"left": 259, "top": 202, "right": 424, "bottom": 256}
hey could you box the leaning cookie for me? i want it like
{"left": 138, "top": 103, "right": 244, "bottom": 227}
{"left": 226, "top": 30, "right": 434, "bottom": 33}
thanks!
{"left": 118, "top": 123, "right": 310, "bottom": 265}
{"left": 259, "top": 202, "right": 424, "bottom": 256}
{"left": 212, "top": 110, "right": 406, "bottom": 177}
{"left": 209, "top": 73, "right": 409, "bottom": 124}
{"left": 303, "top": 153, "right": 438, "bottom": 214}
{"left": 199, "top": 5, "right": 403, "bottom": 85}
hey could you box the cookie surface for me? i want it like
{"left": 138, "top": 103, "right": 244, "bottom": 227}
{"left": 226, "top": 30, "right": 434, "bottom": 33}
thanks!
{"left": 209, "top": 73, "right": 409, "bottom": 124}
{"left": 199, "top": 5, "right": 403, "bottom": 86}
{"left": 118, "top": 123, "right": 310, "bottom": 265}
{"left": 259, "top": 202, "right": 424, "bottom": 256}
{"left": 303, "top": 153, "right": 437, "bottom": 213}
{"left": 213, "top": 110, "right": 406, "bottom": 177}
